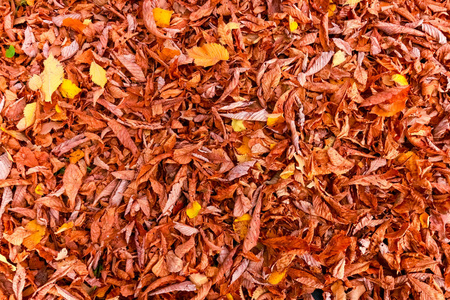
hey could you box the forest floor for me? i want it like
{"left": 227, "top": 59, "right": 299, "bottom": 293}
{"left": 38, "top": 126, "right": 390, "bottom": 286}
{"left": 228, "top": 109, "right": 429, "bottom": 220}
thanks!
{"left": 1, "top": 0, "right": 450, "bottom": 299}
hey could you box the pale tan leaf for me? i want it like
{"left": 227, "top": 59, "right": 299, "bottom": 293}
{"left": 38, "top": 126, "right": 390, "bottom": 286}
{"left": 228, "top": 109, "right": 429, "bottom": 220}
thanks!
{"left": 41, "top": 54, "right": 64, "bottom": 102}
{"left": 422, "top": 23, "right": 447, "bottom": 44}
{"left": 116, "top": 55, "right": 146, "bottom": 82}
{"left": 220, "top": 109, "right": 269, "bottom": 122}
{"left": 149, "top": 281, "right": 196, "bottom": 296}
{"left": 22, "top": 26, "right": 38, "bottom": 57}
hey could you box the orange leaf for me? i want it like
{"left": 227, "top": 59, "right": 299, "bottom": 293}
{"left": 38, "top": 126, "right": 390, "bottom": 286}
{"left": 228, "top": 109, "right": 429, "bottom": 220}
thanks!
{"left": 187, "top": 43, "right": 229, "bottom": 67}
{"left": 62, "top": 18, "right": 87, "bottom": 33}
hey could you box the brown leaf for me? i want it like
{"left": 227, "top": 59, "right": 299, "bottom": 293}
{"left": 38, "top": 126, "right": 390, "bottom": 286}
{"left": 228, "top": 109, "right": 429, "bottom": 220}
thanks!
{"left": 63, "top": 164, "right": 83, "bottom": 209}
{"left": 107, "top": 119, "right": 139, "bottom": 156}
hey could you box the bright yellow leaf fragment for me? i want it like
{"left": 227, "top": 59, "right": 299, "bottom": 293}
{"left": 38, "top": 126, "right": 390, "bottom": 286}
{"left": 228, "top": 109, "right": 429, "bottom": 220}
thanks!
{"left": 332, "top": 50, "right": 346, "bottom": 67}
{"left": 267, "top": 113, "right": 285, "bottom": 126}
{"left": 328, "top": 2, "right": 337, "bottom": 17}
{"left": 232, "top": 119, "right": 246, "bottom": 132}
{"left": 90, "top": 61, "right": 107, "bottom": 88}
{"left": 28, "top": 74, "right": 42, "bottom": 91}
{"left": 41, "top": 54, "right": 64, "bottom": 102}
{"left": 233, "top": 214, "right": 251, "bottom": 239}
{"left": 288, "top": 16, "right": 298, "bottom": 32}
{"left": 22, "top": 220, "right": 46, "bottom": 250}
{"left": 153, "top": 8, "right": 174, "bottom": 28}
{"left": 267, "top": 269, "right": 287, "bottom": 285}
{"left": 59, "top": 79, "right": 81, "bottom": 98}
{"left": 16, "top": 102, "right": 37, "bottom": 131}
{"left": 226, "top": 294, "right": 234, "bottom": 300}
{"left": 420, "top": 212, "right": 429, "bottom": 228}
{"left": 392, "top": 74, "right": 409, "bottom": 86}
{"left": 69, "top": 149, "right": 85, "bottom": 164}
{"left": 186, "top": 201, "right": 202, "bottom": 218}
{"left": 55, "top": 222, "right": 74, "bottom": 234}
{"left": 0, "top": 254, "right": 16, "bottom": 271}
{"left": 35, "top": 183, "right": 45, "bottom": 196}
{"left": 187, "top": 43, "right": 229, "bottom": 67}
{"left": 280, "top": 162, "right": 295, "bottom": 179}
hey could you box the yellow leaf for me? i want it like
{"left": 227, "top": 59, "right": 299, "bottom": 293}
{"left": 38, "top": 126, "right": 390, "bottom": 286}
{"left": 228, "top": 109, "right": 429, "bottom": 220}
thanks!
{"left": 22, "top": 220, "right": 46, "bottom": 250}
{"left": 16, "top": 102, "right": 37, "bottom": 131}
{"left": 35, "top": 183, "right": 45, "bottom": 196}
{"left": 233, "top": 214, "right": 251, "bottom": 239}
{"left": 392, "top": 74, "right": 409, "bottom": 86}
{"left": 420, "top": 212, "right": 429, "bottom": 228}
{"left": 267, "top": 269, "right": 287, "bottom": 285}
{"left": 280, "top": 162, "right": 295, "bottom": 179}
{"left": 328, "top": 3, "right": 337, "bottom": 17}
{"left": 186, "top": 201, "right": 201, "bottom": 218}
{"left": 187, "top": 43, "right": 229, "bottom": 67}
{"left": 332, "top": 50, "right": 346, "bottom": 67}
{"left": 55, "top": 222, "right": 74, "bottom": 234}
{"left": 26, "top": 0, "right": 34, "bottom": 5}
{"left": 59, "top": 79, "right": 81, "bottom": 98}
{"left": 41, "top": 54, "right": 64, "bottom": 102}
{"left": 28, "top": 74, "right": 42, "bottom": 91}
{"left": 232, "top": 119, "right": 246, "bottom": 132}
{"left": 236, "top": 137, "right": 251, "bottom": 155}
{"left": 0, "top": 127, "right": 31, "bottom": 143}
{"left": 289, "top": 16, "right": 298, "bottom": 32}
{"left": 90, "top": 61, "right": 107, "bottom": 88}
{"left": 0, "top": 254, "right": 16, "bottom": 271}
{"left": 83, "top": 19, "right": 92, "bottom": 25}
{"left": 267, "top": 113, "right": 285, "bottom": 126}
{"left": 226, "top": 294, "right": 234, "bottom": 300}
{"left": 69, "top": 149, "right": 84, "bottom": 164}
{"left": 153, "top": 8, "right": 173, "bottom": 28}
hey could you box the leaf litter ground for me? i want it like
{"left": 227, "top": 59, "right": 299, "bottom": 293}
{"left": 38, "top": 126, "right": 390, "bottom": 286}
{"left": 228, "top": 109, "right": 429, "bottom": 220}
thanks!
{"left": 1, "top": 0, "right": 450, "bottom": 299}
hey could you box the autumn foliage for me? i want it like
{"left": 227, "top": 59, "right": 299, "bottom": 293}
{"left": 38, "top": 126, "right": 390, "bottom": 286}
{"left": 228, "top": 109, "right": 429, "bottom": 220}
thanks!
{"left": 1, "top": 0, "right": 450, "bottom": 299}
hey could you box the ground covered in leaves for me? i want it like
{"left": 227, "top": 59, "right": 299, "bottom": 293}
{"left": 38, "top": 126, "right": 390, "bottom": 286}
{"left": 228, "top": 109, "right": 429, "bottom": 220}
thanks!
{"left": 1, "top": 0, "right": 450, "bottom": 299}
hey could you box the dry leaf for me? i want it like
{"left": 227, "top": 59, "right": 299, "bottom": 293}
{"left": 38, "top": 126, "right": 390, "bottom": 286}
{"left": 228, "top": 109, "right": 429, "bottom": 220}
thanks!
{"left": 90, "top": 61, "right": 107, "bottom": 88}
{"left": 63, "top": 164, "right": 83, "bottom": 209}
{"left": 187, "top": 43, "right": 229, "bottom": 67}
{"left": 41, "top": 54, "right": 64, "bottom": 102}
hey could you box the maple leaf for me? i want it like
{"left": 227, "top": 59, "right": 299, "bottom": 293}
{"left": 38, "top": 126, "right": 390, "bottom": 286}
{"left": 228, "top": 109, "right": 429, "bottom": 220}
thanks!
{"left": 41, "top": 54, "right": 64, "bottom": 102}
{"left": 187, "top": 43, "right": 229, "bottom": 67}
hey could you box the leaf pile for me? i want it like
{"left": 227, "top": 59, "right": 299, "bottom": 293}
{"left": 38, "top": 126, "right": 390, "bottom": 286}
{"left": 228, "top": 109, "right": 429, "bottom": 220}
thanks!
{"left": 1, "top": 0, "right": 450, "bottom": 299}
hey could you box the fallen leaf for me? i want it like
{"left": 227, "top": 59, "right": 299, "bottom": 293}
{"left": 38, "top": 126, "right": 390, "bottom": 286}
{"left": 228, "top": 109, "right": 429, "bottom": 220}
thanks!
{"left": 22, "top": 220, "right": 46, "bottom": 249}
{"left": 90, "top": 61, "right": 107, "bottom": 88}
{"left": 187, "top": 43, "right": 229, "bottom": 67}
{"left": 153, "top": 8, "right": 173, "bottom": 28}
{"left": 59, "top": 79, "right": 81, "bottom": 98}
{"left": 16, "top": 102, "right": 36, "bottom": 131}
{"left": 63, "top": 164, "right": 83, "bottom": 209}
{"left": 41, "top": 54, "right": 64, "bottom": 102}
{"left": 186, "top": 201, "right": 201, "bottom": 218}
{"left": 231, "top": 119, "right": 246, "bottom": 132}
{"left": 267, "top": 269, "right": 287, "bottom": 285}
